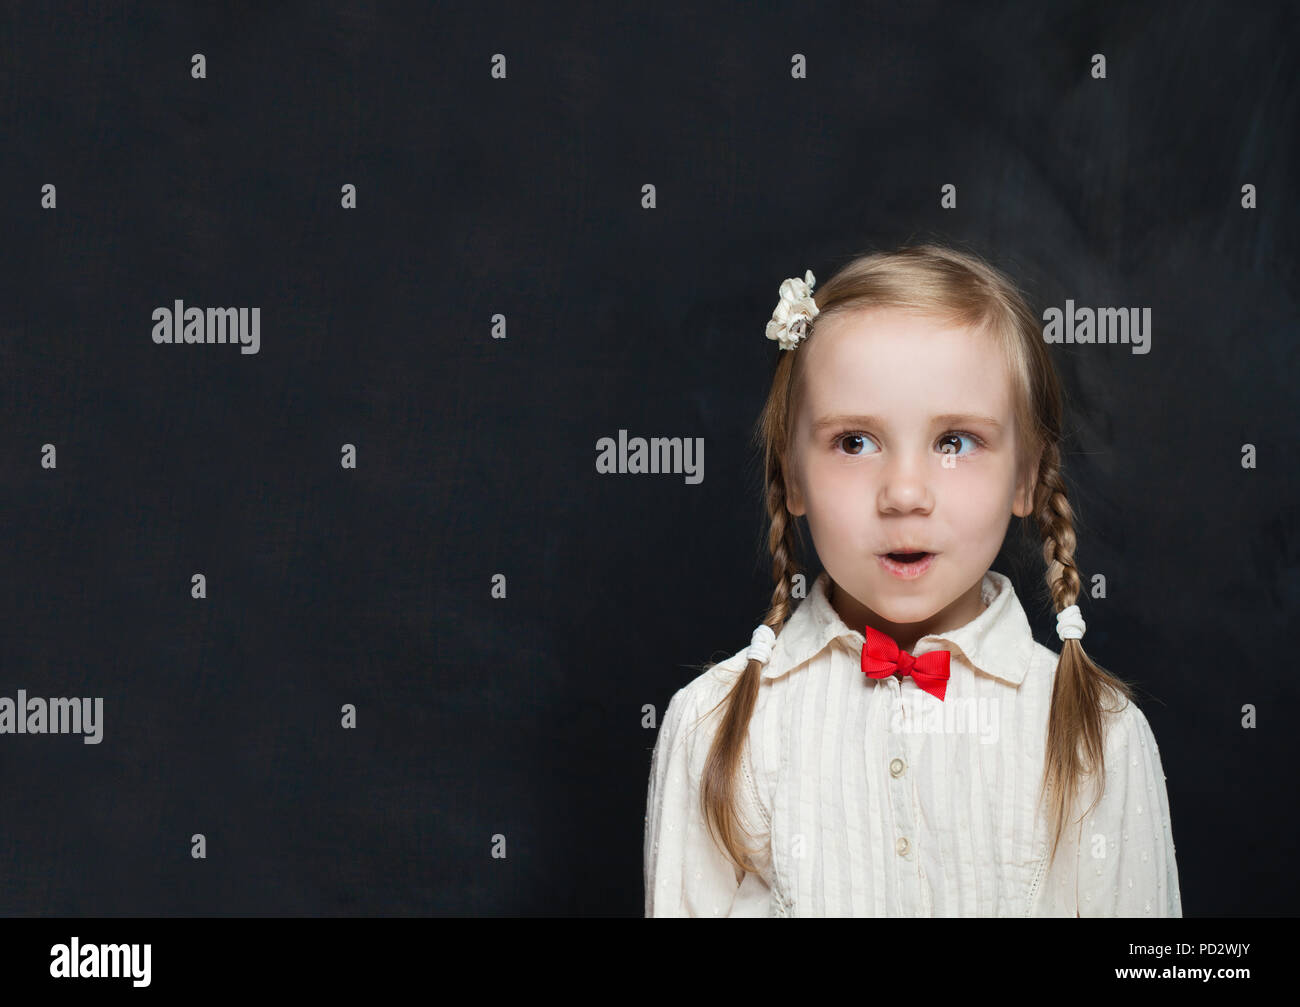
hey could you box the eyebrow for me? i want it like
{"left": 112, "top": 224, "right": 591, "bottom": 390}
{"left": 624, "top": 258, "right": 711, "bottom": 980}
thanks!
{"left": 812, "top": 413, "right": 1005, "bottom": 432}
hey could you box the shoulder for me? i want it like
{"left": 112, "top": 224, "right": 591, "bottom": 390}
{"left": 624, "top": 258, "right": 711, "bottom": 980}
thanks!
{"left": 1029, "top": 639, "right": 1062, "bottom": 676}
{"left": 1023, "top": 639, "right": 1066, "bottom": 698}
{"left": 1027, "top": 642, "right": 1164, "bottom": 756}
{"left": 656, "top": 646, "right": 756, "bottom": 749}
{"left": 1101, "top": 693, "right": 1161, "bottom": 759}
{"left": 664, "top": 647, "right": 750, "bottom": 724}
{"left": 1087, "top": 695, "right": 1175, "bottom": 836}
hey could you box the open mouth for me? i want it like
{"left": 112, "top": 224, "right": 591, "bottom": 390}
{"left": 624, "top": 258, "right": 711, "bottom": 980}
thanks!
{"left": 878, "top": 551, "right": 936, "bottom": 578}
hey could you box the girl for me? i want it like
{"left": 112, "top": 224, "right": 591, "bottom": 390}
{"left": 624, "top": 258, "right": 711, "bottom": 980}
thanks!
{"left": 643, "top": 244, "right": 1182, "bottom": 917}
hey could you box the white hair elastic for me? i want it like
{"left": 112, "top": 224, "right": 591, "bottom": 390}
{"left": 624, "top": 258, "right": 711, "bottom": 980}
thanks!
{"left": 1055, "top": 604, "right": 1086, "bottom": 642}
{"left": 746, "top": 623, "right": 776, "bottom": 664}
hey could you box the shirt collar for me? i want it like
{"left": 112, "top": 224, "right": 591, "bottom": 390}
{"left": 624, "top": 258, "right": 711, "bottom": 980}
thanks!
{"left": 762, "top": 568, "right": 1036, "bottom": 687}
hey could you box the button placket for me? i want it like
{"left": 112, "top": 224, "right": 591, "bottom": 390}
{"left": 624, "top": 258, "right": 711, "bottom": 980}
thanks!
{"left": 883, "top": 674, "right": 923, "bottom": 915}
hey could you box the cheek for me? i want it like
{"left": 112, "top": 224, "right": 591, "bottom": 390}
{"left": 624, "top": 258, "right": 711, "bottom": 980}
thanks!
{"left": 806, "top": 472, "right": 881, "bottom": 542}
{"left": 939, "top": 466, "right": 1018, "bottom": 523}
{"left": 803, "top": 461, "right": 863, "bottom": 514}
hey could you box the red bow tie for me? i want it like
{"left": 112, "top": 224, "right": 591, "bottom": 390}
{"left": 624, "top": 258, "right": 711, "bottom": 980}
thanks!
{"left": 861, "top": 626, "right": 951, "bottom": 701}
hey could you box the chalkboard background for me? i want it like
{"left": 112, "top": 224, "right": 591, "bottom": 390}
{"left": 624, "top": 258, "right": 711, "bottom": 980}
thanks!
{"left": 1, "top": 0, "right": 1295, "bottom": 916}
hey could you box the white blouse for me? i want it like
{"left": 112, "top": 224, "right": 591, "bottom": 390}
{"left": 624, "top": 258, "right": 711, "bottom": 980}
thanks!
{"left": 644, "top": 569, "right": 1182, "bottom": 917}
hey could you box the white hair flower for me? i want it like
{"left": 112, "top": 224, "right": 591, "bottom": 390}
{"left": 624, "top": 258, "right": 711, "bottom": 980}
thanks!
{"left": 765, "top": 269, "right": 820, "bottom": 351}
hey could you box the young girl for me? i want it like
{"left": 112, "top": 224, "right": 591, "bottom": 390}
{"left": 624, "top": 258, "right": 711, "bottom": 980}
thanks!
{"left": 643, "top": 244, "right": 1182, "bottom": 917}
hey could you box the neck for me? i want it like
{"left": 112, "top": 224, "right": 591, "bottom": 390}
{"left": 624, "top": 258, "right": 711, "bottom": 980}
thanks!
{"left": 830, "top": 576, "right": 987, "bottom": 652}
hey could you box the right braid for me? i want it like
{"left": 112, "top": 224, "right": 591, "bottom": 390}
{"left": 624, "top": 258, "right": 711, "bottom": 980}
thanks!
{"left": 698, "top": 451, "right": 804, "bottom": 878}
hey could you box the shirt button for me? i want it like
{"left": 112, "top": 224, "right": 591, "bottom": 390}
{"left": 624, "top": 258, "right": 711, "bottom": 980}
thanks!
{"left": 896, "top": 837, "right": 910, "bottom": 856}
{"left": 890, "top": 757, "right": 906, "bottom": 777}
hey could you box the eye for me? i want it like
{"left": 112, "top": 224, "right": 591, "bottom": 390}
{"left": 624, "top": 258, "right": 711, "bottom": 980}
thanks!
{"left": 833, "top": 432, "right": 878, "bottom": 456}
{"left": 937, "top": 431, "right": 984, "bottom": 456}
{"left": 831, "top": 429, "right": 986, "bottom": 458}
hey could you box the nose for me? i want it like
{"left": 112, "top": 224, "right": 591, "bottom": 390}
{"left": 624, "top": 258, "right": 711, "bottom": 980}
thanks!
{"left": 878, "top": 452, "right": 934, "bottom": 513}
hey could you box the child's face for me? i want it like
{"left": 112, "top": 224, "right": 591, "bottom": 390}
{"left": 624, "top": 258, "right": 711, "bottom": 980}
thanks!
{"left": 786, "top": 306, "right": 1037, "bottom": 645}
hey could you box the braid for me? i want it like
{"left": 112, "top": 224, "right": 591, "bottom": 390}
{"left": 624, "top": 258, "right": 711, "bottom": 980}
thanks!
{"left": 761, "top": 470, "right": 804, "bottom": 629}
{"left": 1033, "top": 443, "right": 1134, "bottom": 867}
{"left": 698, "top": 450, "right": 803, "bottom": 877}
{"left": 1034, "top": 447, "right": 1081, "bottom": 610}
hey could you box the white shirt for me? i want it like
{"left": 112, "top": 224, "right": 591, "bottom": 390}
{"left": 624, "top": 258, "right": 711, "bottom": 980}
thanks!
{"left": 644, "top": 569, "right": 1182, "bottom": 917}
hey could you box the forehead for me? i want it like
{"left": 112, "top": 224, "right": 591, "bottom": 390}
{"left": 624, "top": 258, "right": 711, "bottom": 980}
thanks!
{"left": 797, "top": 306, "right": 1012, "bottom": 418}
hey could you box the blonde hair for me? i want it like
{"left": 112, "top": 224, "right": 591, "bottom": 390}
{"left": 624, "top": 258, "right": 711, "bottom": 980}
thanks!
{"left": 699, "top": 242, "right": 1133, "bottom": 878}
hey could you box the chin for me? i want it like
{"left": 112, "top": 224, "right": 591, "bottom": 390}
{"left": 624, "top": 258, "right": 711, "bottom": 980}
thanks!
{"left": 873, "top": 601, "right": 936, "bottom": 625}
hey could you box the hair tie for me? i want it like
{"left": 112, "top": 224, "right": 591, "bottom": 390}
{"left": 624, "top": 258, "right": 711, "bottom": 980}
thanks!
{"left": 1055, "top": 604, "right": 1086, "bottom": 642}
{"left": 764, "top": 270, "right": 820, "bottom": 351}
{"left": 746, "top": 624, "right": 776, "bottom": 665}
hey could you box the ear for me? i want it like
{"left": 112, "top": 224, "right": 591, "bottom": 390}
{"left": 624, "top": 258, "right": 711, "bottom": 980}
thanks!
{"left": 786, "top": 472, "right": 806, "bottom": 517}
{"left": 1011, "top": 450, "right": 1040, "bottom": 518}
